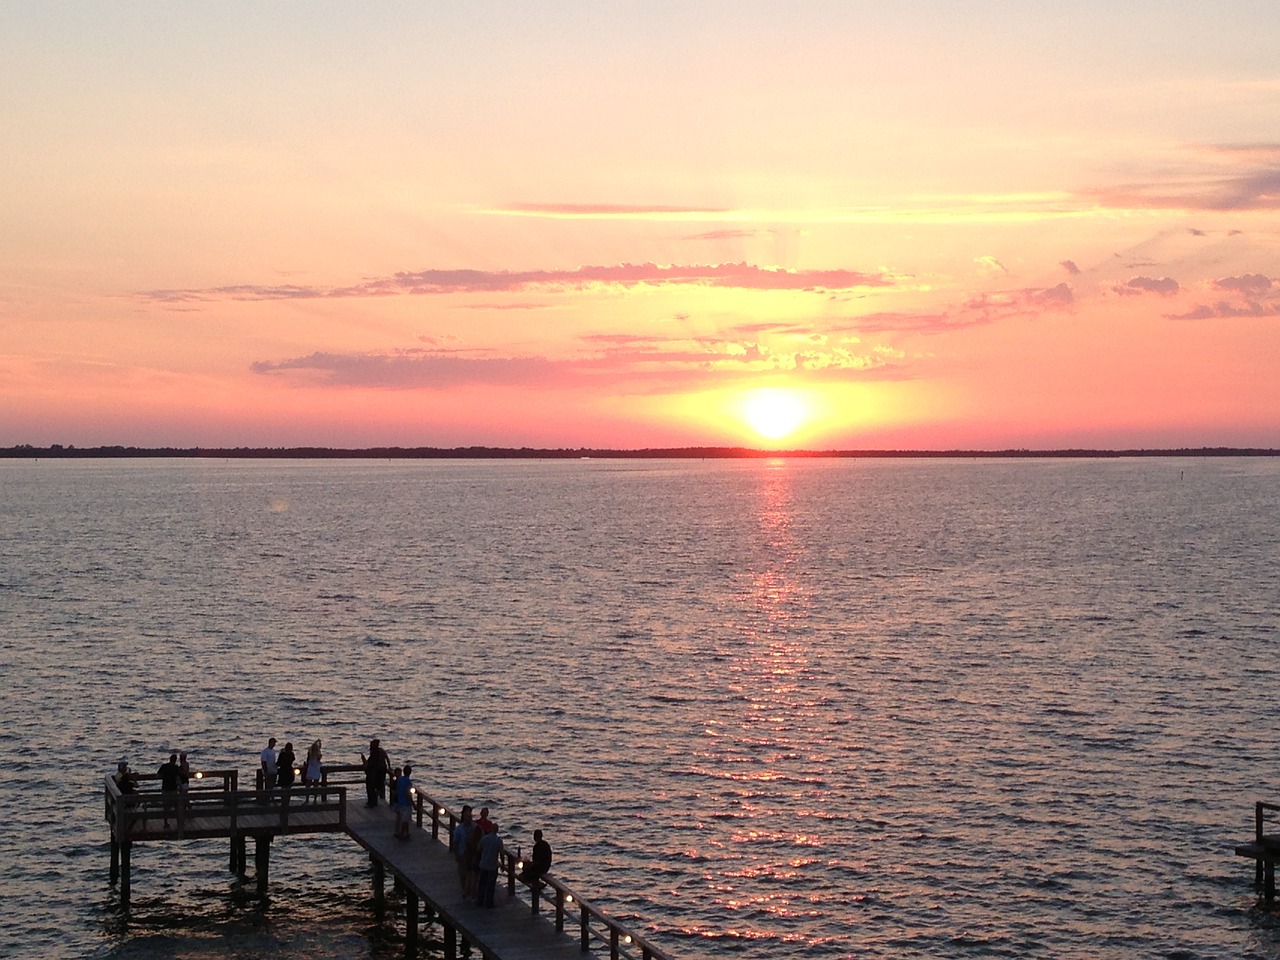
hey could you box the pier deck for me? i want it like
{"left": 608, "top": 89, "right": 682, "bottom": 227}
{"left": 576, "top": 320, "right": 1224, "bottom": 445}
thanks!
{"left": 106, "top": 766, "right": 672, "bottom": 960}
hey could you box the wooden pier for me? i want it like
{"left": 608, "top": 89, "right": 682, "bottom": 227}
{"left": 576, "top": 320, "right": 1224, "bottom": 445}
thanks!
{"left": 1236, "top": 801, "right": 1280, "bottom": 899}
{"left": 106, "top": 764, "right": 673, "bottom": 960}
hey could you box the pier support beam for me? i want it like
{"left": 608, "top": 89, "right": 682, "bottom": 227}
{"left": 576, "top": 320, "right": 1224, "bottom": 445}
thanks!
{"left": 443, "top": 920, "right": 456, "bottom": 960}
{"left": 231, "top": 835, "right": 246, "bottom": 876}
{"left": 255, "top": 836, "right": 271, "bottom": 895}
{"left": 120, "top": 843, "right": 131, "bottom": 908}
{"left": 110, "top": 838, "right": 120, "bottom": 884}
{"left": 405, "top": 890, "right": 419, "bottom": 957}
{"left": 372, "top": 856, "right": 386, "bottom": 920}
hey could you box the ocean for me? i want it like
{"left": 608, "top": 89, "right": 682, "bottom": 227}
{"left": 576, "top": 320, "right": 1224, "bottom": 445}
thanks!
{"left": 2, "top": 456, "right": 1278, "bottom": 959}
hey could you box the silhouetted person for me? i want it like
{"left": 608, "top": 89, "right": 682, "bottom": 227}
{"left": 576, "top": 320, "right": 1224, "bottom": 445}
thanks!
{"left": 477, "top": 822, "right": 503, "bottom": 907}
{"left": 452, "top": 805, "right": 475, "bottom": 892}
{"left": 277, "top": 742, "right": 297, "bottom": 799}
{"left": 158, "top": 753, "right": 181, "bottom": 827}
{"left": 518, "top": 829, "right": 553, "bottom": 884}
{"left": 361, "top": 738, "right": 390, "bottom": 807}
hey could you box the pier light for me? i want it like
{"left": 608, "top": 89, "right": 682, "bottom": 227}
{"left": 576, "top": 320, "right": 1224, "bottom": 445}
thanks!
{"left": 194, "top": 771, "right": 203, "bottom": 780}
{"left": 623, "top": 935, "right": 633, "bottom": 944}
{"left": 294, "top": 767, "right": 301, "bottom": 776}
{"left": 565, "top": 895, "right": 574, "bottom": 904}
{"left": 516, "top": 860, "right": 524, "bottom": 870}
{"left": 409, "top": 786, "right": 417, "bottom": 796}
{"left": 437, "top": 806, "right": 446, "bottom": 817}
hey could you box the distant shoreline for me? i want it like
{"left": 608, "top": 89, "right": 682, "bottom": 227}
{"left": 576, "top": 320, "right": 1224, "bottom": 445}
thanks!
{"left": 3, "top": 444, "right": 1278, "bottom": 460}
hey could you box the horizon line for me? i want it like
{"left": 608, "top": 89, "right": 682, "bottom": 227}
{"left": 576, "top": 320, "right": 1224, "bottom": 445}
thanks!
{"left": 4, "top": 444, "right": 1279, "bottom": 460}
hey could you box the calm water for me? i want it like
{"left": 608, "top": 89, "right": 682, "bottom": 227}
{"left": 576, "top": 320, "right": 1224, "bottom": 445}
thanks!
{"left": 2, "top": 456, "right": 1279, "bottom": 960}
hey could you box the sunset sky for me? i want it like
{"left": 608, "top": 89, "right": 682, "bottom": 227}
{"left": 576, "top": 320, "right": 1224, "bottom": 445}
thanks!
{"left": 4, "top": 2, "right": 1279, "bottom": 450}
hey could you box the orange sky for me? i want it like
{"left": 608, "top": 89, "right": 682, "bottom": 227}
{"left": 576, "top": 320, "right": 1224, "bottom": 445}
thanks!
{"left": 3, "top": 4, "right": 1279, "bottom": 449}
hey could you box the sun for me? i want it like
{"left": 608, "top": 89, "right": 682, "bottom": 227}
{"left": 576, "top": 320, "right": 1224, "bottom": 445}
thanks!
{"left": 741, "top": 387, "right": 809, "bottom": 442}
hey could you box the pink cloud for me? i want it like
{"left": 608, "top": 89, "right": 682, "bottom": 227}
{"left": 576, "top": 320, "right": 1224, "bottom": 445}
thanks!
{"left": 1114, "top": 276, "right": 1180, "bottom": 296}
{"left": 1086, "top": 144, "right": 1280, "bottom": 212}
{"left": 500, "top": 202, "right": 731, "bottom": 217}
{"left": 143, "top": 262, "right": 894, "bottom": 304}
{"left": 1213, "top": 274, "right": 1273, "bottom": 296}
{"left": 1167, "top": 301, "right": 1280, "bottom": 320}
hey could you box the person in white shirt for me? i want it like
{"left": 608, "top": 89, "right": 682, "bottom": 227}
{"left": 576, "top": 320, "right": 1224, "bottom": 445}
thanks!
{"left": 260, "top": 737, "right": 278, "bottom": 792}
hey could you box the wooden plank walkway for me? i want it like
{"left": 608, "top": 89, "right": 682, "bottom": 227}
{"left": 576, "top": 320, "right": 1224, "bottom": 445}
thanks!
{"left": 347, "top": 802, "right": 589, "bottom": 960}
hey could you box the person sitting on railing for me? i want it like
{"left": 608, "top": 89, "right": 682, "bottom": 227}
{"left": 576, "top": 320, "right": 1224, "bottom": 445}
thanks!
{"left": 517, "top": 829, "right": 553, "bottom": 885}
{"left": 113, "top": 761, "right": 138, "bottom": 793}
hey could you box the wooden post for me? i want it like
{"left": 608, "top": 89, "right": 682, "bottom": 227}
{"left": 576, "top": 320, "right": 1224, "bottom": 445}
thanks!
{"left": 231, "top": 835, "right": 246, "bottom": 876}
{"left": 110, "top": 838, "right": 120, "bottom": 884}
{"left": 506, "top": 851, "right": 516, "bottom": 896}
{"left": 531, "top": 878, "right": 541, "bottom": 914}
{"left": 405, "top": 890, "right": 419, "bottom": 957}
{"left": 555, "top": 890, "right": 565, "bottom": 933}
{"left": 120, "top": 843, "right": 131, "bottom": 907}
{"left": 1258, "top": 803, "right": 1267, "bottom": 886}
{"left": 580, "top": 902, "right": 590, "bottom": 952}
{"left": 255, "top": 836, "right": 270, "bottom": 895}
{"left": 443, "top": 920, "right": 457, "bottom": 960}
{"left": 372, "top": 856, "right": 386, "bottom": 920}
{"left": 610, "top": 927, "right": 620, "bottom": 960}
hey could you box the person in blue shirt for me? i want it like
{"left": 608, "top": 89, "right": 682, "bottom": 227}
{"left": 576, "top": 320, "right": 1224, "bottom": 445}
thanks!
{"left": 393, "top": 764, "right": 414, "bottom": 839}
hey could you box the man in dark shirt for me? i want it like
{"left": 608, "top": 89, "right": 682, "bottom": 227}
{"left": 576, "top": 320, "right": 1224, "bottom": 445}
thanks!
{"left": 518, "top": 829, "right": 553, "bottom": 884}
{"left": 158, "top": 753, "right": 182, "bottom": 827}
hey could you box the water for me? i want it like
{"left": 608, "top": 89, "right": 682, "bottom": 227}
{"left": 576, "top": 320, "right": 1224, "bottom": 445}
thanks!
{"left": 2, "top": 456, "right": 1279, "bottom": 959}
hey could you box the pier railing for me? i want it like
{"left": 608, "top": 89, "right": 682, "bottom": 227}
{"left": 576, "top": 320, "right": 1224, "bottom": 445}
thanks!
{"left": 312, "top": 763, "right": 675, "bottom": 960}
{"left": 106, "top": 768, "right": 347, "bottom": 839}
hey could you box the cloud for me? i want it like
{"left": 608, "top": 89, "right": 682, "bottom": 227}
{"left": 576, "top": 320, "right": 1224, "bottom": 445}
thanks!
{"left": 1168, "top": 301, "right": 1280, "bottom": 320}
{"left": 252, "top": 324, "right": 918, "bottom": 392}
{"left": 1213, "top": 274, "right": 1273, "bottom": 296}
{"left": 143, "top": 262, "right": 895, "bottom": 303}
{"left": 1033, "top": 283, "right": 1074, "bottom": 307}
{"left": 1114, "top": 276, "right": 1180, "bottom": 296}
{"left": 1087, "top": 144, "right": 1280, "bottom": 212}
{"left": 1060, "top": 260, "right": 1081, "bottom": 275}
{"left": 975, "top": 256, "right": 1009, "bottom": 276}
{"left": 682, "top": 229, "right": 759, "bottom": 241}
{"left": 250, "top": 350, "right": 562, "bottom": 388}
{"left": 493, "top": 202, "right": 732, "bottom": 219}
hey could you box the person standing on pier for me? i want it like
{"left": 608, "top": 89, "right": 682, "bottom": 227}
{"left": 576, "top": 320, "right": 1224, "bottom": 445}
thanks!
{"left": 393, "top": 764, "right": 414, "bottom": 839}
{"left": 302, "top": 740, "right": 322, "bottom": 803}
{"left": 477, "top": 822, "right": 503, "bottom": 907}
{"left": 361, "top": 738, "right": 390, "bottom": 807}
{"left": 157, "top": 753, "right": 182, "bottom": 827}
{"left": 277, "top": 742, "right": 297, "bottom": 799}
{"left": 178, "top": 752, "right": 192, "bottom": 810}
{"left": 260, "top": 737, "right": 278, "bottom": 793}
{"left": 452, "top": 805, "right": 475, "bottom": 892}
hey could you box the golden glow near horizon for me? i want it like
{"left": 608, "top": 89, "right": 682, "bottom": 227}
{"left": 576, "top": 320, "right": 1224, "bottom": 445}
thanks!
{"left": 3, "top": 5, "right": 1280, "bottom": 450}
